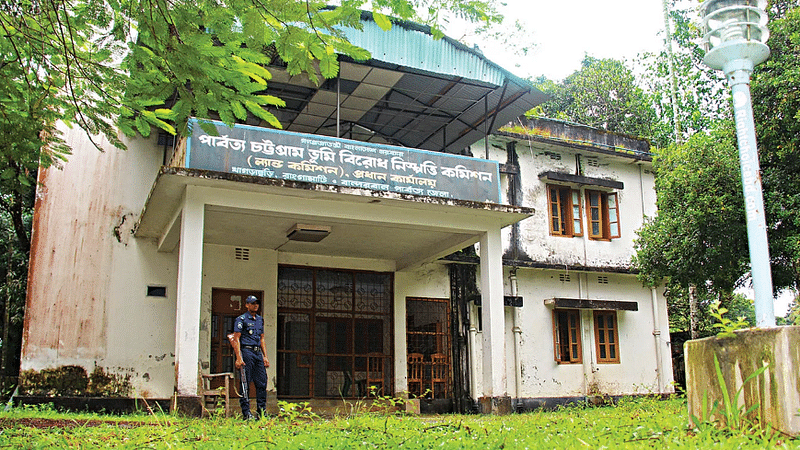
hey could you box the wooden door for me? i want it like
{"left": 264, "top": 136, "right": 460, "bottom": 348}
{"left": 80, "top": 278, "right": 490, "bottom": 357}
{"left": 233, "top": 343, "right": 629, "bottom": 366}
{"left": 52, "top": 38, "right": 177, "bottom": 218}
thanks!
{"left": 210, "top": 288, "right": 263, "bottom": 396}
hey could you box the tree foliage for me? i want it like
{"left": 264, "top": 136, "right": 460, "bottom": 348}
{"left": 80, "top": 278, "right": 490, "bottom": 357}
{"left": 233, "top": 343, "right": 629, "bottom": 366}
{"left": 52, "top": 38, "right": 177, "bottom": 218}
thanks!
{"left": 633, "top": 123, "right": 749, "bottom": 294}
{"left": 0, "top": 0, "right": 504, "bottom": 246}
{"left": 638, "top": 0, "right": 730, "bottom": 148}
{"left": 530, "top": 56, "right": 656, "bottom": 139}
{"left": 633, "top": 1, "right": 800, "bottom": 327}
{"left": 2, "top": 0, "right": 504, "bottom": 145}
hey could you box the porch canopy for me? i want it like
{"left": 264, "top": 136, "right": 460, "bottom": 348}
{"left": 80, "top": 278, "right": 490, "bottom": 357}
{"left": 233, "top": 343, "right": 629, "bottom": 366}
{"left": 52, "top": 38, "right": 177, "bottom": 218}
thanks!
{"left": 136, "top": 167, "right": 533, "bottom": 270}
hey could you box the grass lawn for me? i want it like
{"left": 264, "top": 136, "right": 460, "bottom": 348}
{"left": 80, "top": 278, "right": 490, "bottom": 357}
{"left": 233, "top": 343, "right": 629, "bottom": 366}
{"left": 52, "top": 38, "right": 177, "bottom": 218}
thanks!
{"left": 0, "top": 396, "right": 796, "bottom": 449}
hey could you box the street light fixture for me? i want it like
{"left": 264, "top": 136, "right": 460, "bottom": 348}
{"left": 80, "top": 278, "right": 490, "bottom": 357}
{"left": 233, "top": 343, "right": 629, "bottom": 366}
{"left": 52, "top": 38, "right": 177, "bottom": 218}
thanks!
{"left": 700, "top": 0, "right": 775, "bottom": 327}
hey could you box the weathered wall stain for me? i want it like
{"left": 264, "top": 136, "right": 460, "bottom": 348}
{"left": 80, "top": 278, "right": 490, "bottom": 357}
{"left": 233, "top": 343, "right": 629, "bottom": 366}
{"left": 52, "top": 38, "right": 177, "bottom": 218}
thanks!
{"left": 24, "top": 129, "right": 121, "bottom": 364}
{"left": 19, "top": 365, "right": 132, "bottom": 397}
{"left": 113, "top": 212, "right": 138, "bottom": 246}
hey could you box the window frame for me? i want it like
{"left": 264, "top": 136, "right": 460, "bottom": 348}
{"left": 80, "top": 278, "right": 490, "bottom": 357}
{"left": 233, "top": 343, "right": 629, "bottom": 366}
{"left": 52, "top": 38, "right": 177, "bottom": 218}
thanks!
{"left": 547, "top": 184, "right": 583, "bottom": 238}
{"left": 552, "top": 309, "right": 582, "bottom": 364}
{"left": 593, "top": 310, "right": 620, "bottom": 364}
{"left": 585, "top": 190, "right": 621, "bottom": 240}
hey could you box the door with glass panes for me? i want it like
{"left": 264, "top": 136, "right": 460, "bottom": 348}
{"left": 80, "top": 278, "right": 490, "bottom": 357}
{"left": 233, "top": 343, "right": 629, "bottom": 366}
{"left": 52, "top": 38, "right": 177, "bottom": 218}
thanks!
{"left": 276, "top": 266, "right": 393, "bottom": 399}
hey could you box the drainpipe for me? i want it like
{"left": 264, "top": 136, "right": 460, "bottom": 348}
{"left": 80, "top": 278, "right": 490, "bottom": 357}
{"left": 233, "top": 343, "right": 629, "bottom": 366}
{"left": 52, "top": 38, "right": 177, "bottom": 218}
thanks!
{"left": 650, "top": 287, "right": 664, "bottom": 393}
{"left": 468, "top": 305, "right": 479, "bottom": 404}
{"left": 579, "top": 273, "right": 593, "bottom": 395}
{"left": 510, "top": 268, "right": 522, "bottom": 406}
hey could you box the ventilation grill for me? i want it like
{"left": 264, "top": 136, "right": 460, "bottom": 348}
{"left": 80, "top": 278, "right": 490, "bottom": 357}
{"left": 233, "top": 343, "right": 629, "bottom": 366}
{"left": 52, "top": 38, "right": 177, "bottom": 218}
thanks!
{"left": 544, "top": 151, "right": 562, "bottom": 161}
{"left": 235, "top": 247, "right": 250, "bottom": 261}
{"left": 146, "top": 286, "right": 167, "bottom": 297}
{"left": 559, "top": 273, "right": 571, "bottom": 282}
{"left": 587, "top": 157, "right": 600, "bottom": 167}
{"left": 597, "top": 276, "right": 609, "bottom": 284}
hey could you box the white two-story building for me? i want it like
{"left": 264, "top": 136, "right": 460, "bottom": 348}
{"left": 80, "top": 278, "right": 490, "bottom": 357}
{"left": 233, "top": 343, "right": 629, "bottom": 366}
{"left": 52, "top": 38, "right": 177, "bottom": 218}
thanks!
{"left": 20, "top": 14, "right": 672, "bottom": 415}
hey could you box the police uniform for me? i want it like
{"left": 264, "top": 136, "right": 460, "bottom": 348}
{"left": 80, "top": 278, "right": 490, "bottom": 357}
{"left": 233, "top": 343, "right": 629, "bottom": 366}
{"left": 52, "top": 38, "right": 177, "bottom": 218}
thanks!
{"left": 234, "top": 310, "right": 267, "bottom": 418}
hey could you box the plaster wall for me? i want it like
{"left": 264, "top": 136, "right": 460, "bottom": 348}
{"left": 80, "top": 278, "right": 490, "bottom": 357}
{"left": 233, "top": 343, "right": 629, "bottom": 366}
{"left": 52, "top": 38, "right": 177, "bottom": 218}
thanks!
{"left": 685, "top": 327, "right": 800, "bottom": 436}
{"left": 199, "top": 244, "right": 278, "bottom": 391}
{"left": 474, "top": 266, "right": 673, "bottom": 399}
{"left": 23, "top": 128, "right": 179, "bottom": 398}
{"left": 478, "top": 138, "right": 657, "bottom": 269}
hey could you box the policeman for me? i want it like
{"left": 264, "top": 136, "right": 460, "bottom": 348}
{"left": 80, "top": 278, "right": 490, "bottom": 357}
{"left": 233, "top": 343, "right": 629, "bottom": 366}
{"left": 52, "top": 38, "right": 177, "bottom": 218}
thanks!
{"left": 232, "top": 295, "right": 270, "bottom": 420}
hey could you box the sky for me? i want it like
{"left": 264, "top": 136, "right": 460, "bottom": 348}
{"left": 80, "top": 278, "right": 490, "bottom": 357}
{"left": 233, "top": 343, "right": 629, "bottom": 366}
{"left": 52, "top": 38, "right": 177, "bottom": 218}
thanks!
{"left": 449, "top": 0, "right": 672, "bottom": 81}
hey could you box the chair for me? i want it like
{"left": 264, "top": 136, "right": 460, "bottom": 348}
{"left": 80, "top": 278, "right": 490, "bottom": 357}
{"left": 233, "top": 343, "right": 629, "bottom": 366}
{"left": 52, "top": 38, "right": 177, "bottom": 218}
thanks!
{"left": 430, "top": 353, "right": 449, "bottom": 399}
{"left": 365, "top": 354, "right": 384, "bottom": 396}
{"left": 202, "top": 372, "right": 234, "bottom": 417}
{"left": 407, "top": 353, "right": 424, "bottom": 397}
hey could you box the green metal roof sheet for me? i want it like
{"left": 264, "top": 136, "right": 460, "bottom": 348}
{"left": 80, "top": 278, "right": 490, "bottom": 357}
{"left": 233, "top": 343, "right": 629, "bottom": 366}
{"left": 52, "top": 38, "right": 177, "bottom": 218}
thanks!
{"left": 340, "top": 13, "right": 525, "bottom": 87}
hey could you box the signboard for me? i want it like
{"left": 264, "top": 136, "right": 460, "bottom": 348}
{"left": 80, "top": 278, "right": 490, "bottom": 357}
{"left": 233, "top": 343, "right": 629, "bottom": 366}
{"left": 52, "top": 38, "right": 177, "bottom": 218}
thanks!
{"left": 185, "top": 119, "right": 501, "bottom": 203}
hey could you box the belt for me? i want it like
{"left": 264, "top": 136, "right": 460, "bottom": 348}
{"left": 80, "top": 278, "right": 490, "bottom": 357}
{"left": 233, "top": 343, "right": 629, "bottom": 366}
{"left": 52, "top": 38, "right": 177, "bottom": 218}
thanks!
{"left": 242, "top": 345, "right": 261, "bottom": 352}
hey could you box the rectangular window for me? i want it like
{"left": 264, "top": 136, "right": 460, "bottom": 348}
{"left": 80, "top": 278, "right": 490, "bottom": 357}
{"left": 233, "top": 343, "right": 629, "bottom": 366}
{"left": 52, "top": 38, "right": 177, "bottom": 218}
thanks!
{"left": 552, "top": 309, "right": 582, "bottom": 363}
{"left": 594, "top": 311, "right": 620, "bottom": 363}
{"left": 547, "top": 185, "right": 582, "bottom": 237}
{"left": 585, "top": 190, "right": 620, "bottom": 240}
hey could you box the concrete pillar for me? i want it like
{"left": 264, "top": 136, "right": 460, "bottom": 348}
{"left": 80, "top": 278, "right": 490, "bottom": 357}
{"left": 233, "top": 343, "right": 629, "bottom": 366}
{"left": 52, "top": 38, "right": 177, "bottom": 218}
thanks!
{"left": 479, "top": 227, "right": 509, "bottom": 413}
{"left": 173, "top": 186, "right": 205, "bottom": 413}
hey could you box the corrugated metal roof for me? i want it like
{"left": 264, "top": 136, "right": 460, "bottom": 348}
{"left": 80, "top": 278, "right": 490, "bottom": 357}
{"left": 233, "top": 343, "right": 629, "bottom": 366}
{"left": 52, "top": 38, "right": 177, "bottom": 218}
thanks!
{"left": 340, "top": 13, "right": 521, "bottom": 86}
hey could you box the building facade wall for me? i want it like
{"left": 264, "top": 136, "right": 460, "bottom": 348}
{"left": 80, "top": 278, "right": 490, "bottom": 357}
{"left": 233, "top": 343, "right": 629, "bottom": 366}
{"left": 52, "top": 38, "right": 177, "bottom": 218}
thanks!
{"left": 480, "top": 136, "right": 657, "bottom": 269}
{"left": 22, "top": 123, "right": 673, "bottom": 405}
{"left": 23, "top": 127, "right": 178, "bottom": 398}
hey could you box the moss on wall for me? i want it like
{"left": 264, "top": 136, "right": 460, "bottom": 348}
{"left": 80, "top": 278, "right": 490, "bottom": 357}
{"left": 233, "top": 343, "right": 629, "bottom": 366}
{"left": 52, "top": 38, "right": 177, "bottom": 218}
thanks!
{"left": 19, "top": 365, "right": 132, "bottom": 397}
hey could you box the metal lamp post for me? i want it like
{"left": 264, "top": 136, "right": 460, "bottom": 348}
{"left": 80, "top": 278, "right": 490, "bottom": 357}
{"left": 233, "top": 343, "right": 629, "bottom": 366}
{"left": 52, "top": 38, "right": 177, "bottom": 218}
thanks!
{"left": 700, "top": 0, "right": 775, "bottom": 327}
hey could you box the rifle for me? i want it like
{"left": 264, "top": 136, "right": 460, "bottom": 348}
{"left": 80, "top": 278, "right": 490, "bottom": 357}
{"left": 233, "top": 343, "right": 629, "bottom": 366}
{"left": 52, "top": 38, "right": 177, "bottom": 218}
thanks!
{"left": 227, "top": 333, "right": 248, "bottom": 399}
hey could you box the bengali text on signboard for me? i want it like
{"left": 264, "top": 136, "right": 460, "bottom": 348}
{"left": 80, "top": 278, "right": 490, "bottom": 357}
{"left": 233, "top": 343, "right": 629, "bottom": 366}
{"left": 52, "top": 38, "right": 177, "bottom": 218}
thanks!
{"left": 185, "top": 119, "right": 501, "bottom": 203}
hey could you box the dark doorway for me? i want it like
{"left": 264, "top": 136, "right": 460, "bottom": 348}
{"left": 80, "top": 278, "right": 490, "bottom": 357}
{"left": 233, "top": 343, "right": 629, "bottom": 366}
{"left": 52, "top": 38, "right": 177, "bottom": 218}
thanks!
{"left": 406, "top": 297, "right": 452, "bottom": 399}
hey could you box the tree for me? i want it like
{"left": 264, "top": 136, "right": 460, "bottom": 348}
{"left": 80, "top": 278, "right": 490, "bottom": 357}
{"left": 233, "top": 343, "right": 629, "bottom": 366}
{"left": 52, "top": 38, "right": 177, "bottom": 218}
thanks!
{"left": 783, "top": 299, "right": 800, "bottom": 325}
{"left": 0, "top": 208, "right": 28, "bottom": 392}
{"left": 634, "top": 2, "right": 800, "bottom": 330}
{"left": 0, "top": 0, "right": 504, "bottom": 247}
{"left": 633, "top": 123, "right": 750, "bottom": 296}
{"left": 639, "top": 0, "right": 731, "bottom": 148}
{"left": 530, "top": 56, "right": 657, "bottom": 139}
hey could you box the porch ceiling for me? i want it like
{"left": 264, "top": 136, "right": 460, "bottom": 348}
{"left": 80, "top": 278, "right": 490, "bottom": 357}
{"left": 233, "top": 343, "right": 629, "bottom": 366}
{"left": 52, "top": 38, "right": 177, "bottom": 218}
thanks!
{"left": 136, "top": 168, "right": 534, "bottom": 270}
{"left": 264, "top": 61, "right": 545, "bottom": 154}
